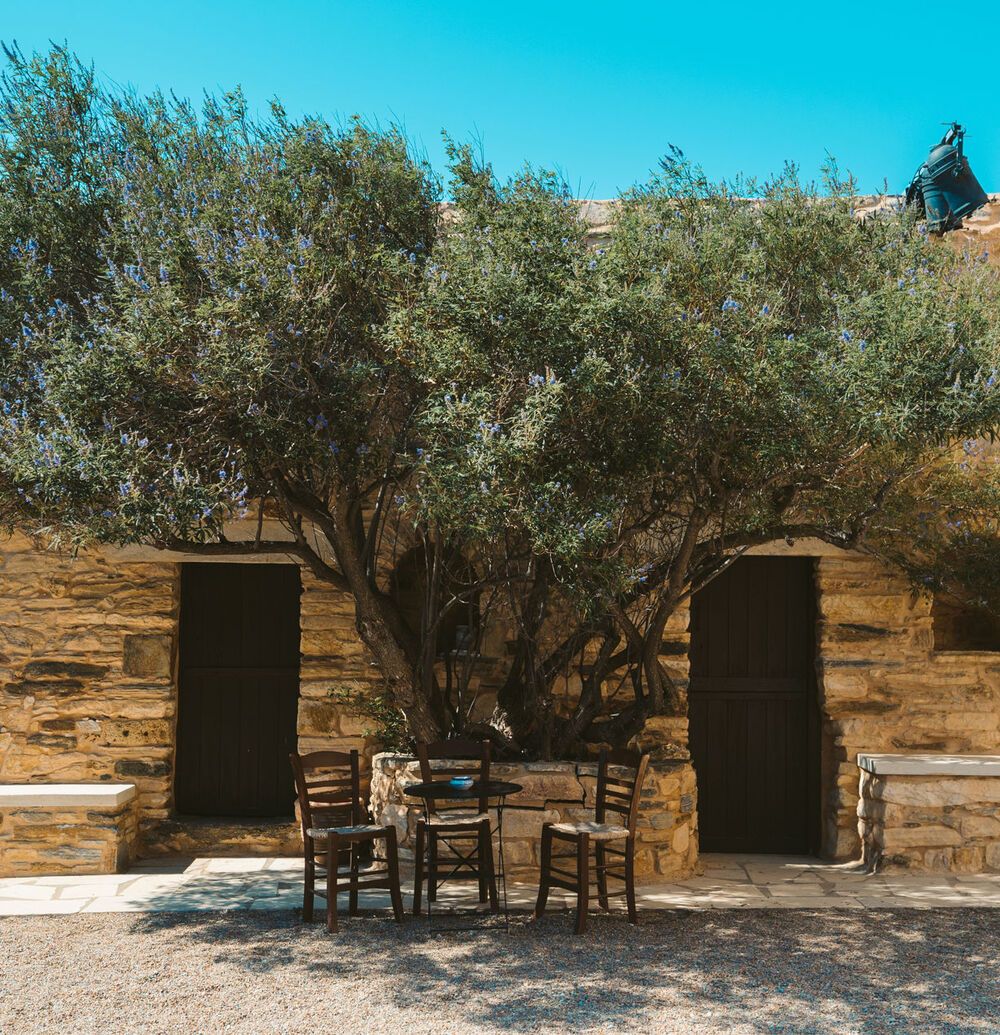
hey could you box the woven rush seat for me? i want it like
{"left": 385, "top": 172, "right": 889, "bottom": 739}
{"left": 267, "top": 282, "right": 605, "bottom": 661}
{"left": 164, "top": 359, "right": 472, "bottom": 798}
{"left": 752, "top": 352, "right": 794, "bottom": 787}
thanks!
{"left": 307, "top": 824, "right": 386, "bottom": 838}
{"left": 425, "top": 811, "right": 489, "bottom": 827}
{"left": 550, "top": 821, "right": 628, "bottom": 841}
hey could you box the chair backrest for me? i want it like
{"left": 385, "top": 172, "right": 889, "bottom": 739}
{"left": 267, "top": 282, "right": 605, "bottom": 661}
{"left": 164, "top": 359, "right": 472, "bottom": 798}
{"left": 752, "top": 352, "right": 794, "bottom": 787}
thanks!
{"left": 289, "top": 749, "right": 363, "bottom": 845}
{"left": 595, "top": 748, "right": 650, "bottom": 836}
{"left": 415, "top": 737, "right": 491, "bottom": 815}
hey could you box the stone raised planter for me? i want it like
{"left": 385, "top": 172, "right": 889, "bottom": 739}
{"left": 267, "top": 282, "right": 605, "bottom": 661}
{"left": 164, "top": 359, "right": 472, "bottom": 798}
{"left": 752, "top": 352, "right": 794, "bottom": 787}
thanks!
{"left": 369, "top": 752, "right": 697, "bottom": 879}
{"left": 0, "top": 783, "right": 139, "bottom": 876}
{"left": 857, "top": 753, "right": 1000, "bottom": 873}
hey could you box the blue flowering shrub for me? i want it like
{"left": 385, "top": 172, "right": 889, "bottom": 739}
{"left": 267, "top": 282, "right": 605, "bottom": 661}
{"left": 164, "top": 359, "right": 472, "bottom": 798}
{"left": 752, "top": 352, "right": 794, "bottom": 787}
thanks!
{"left": 396, "top": 147, "right": 1000, "bottom": 753}
{"left": 3, "top": 50, "right": 1000, "bottom": 755}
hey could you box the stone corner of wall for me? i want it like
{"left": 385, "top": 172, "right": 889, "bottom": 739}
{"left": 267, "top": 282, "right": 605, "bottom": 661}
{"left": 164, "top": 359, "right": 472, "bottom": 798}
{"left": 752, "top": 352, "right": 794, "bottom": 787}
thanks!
{"left": 857, "top": 764, "right": 1000, "bottom": 874}
{"left": 0, "top": 790, "right": 140, "bottom": 878}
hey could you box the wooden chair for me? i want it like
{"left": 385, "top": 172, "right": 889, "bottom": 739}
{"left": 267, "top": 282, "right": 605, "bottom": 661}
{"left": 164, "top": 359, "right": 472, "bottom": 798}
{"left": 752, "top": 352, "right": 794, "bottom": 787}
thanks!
{"left": 289, "top": 749, "right": 404, "bottom": 933}
{"left": 412, "top": 738, "right": 498, "bottom": 915}
{"left": 534, "top": 748, "right": 650, "bottom": 934}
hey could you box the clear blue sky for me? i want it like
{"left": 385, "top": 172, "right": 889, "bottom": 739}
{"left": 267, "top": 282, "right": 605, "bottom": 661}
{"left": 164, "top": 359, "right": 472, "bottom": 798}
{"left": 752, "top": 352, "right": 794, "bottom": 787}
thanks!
{"left": 4, "top": 1, "right": 997, "bottom": 197}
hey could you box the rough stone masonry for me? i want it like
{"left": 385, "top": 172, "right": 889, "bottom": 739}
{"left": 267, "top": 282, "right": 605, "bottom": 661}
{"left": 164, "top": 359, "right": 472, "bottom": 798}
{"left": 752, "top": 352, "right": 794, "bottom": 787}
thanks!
{"left": 2, "top": 524, "right": 1000, "bottom": 876}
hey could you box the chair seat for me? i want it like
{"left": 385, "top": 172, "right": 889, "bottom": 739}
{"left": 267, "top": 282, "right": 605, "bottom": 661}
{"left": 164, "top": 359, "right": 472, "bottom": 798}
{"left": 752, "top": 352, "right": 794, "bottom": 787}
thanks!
{"left": 424, "top": 811, "right": 490, "bottom": 827}
{"left": 550, "top": 820, "right": 629, "bottom": 841}
{"left": 307, "top": 824, "right": 386, "bottom": 838}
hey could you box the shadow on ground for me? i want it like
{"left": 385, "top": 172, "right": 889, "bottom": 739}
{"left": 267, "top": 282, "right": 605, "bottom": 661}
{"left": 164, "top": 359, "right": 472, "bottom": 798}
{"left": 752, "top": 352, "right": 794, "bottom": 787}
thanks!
{"left": 4, "top": 906, "right": 986, "bottom": 1033}
{"left": 111, "top": 910, "right": 1000, "bottom": 1030}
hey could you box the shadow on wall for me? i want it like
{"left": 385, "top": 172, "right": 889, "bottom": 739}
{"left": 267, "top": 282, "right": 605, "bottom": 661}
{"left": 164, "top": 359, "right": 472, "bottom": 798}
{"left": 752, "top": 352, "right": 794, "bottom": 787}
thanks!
{"left": 932, "top": 593, "right": 1000, "bottom": 652}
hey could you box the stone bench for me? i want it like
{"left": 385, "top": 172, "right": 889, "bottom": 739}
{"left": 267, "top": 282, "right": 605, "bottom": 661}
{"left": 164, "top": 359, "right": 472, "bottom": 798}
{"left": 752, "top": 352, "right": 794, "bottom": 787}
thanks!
{"left": 857, "top": 754, "right": 1000, "bottom": 873}
{"left": 0, "top": 784, "right": 139, "bottom": 877}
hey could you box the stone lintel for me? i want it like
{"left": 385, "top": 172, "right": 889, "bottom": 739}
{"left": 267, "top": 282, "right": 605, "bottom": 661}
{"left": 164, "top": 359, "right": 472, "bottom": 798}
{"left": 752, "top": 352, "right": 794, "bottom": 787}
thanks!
{"left": 857, "top": 753, "right": 1000, "bottom": 777}
{"left": 0, "top": 783, "right": 137, "bottom": 808}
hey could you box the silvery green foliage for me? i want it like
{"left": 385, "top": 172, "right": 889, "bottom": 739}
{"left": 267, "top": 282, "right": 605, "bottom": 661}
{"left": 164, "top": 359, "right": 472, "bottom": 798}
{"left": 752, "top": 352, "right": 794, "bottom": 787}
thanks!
{"left": 414, "top": 152, "right": 1000, "bottom": 601}
{"left": 400, "top": 149, "right": 1000, "bottom": 750}
{"left": 1, "top": 48, "right": 438, "bottom": 550}
{"left": 4, "top": 49, "right": 1000, "bottom": 753}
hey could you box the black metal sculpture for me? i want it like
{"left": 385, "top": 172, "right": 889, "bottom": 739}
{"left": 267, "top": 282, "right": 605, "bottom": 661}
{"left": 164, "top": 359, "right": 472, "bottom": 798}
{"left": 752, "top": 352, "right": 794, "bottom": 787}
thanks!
{"left": 905, "top": 123, "right": 989, "bottom": 234}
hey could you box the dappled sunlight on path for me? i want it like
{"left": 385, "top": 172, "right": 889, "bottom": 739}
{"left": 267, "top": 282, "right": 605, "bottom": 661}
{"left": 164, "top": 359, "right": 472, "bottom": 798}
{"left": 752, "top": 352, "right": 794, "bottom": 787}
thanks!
{"left": 2, "top": 852, "right": 1000, "bottom": 915}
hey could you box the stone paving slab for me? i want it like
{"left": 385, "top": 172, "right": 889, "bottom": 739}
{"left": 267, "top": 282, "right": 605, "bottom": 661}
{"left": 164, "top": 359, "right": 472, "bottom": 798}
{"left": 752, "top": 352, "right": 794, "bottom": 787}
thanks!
{"left": 1, "top": 853, "right": 999, "bottom": 916}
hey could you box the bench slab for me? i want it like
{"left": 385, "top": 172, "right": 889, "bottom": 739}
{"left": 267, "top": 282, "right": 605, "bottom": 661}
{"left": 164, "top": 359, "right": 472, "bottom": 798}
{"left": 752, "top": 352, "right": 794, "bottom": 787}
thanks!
{"left": 857, "top": 753, "right": 1000, "bottom": 777}
{"left": 0, "top": 783, "right": 137, "bottom": 808}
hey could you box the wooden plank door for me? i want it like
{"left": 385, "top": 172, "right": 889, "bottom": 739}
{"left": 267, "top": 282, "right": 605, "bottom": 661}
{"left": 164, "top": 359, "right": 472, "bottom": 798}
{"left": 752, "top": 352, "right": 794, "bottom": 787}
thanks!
{"left": 174, "top": 563, "right": 301, "bottom": 818}
{"left": 688, "top": 557, "right": 817, "bottom": 853}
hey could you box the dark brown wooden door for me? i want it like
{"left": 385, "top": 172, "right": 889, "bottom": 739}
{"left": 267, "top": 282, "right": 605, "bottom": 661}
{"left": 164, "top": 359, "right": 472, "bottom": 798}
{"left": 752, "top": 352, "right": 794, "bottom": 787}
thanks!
{"left": 175, "top": 563, "right": 301, "bottom": 818}
{"left": 688, "top": 557, "right": 817, "bottom": 853}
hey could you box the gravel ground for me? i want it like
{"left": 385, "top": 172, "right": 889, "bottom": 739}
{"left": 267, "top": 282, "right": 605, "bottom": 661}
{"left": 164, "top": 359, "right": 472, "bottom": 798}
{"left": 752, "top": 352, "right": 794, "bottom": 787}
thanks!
{"left": 1, "top": 909, "right": 998, "bottom": 1034}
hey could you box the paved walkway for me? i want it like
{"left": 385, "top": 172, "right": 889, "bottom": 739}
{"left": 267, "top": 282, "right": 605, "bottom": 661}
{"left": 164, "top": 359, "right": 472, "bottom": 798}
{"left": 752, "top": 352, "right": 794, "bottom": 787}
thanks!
{"left": 3, "top": 854, "right": 1000, "bottom": 915}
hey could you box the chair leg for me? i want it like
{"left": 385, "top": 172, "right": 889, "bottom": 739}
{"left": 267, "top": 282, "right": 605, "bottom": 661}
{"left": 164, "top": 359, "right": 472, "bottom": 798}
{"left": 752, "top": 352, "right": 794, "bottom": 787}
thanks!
{"left": 482, "top": 820, "right": 499, "bottom": 913}
{"left": 326, "top": 836, "right": 339, "bottom": 934}
{"left": 428, "top": 832, "right": 438, "bottom": 903}
{"left": 386, "top": 828, "right": 405, "bottom": 925}
{"left": 412, "top": 822, "right": 425, "bottom": 917}
{"left": 303, "top": 856, "right": 315, "bottom": 922}
{"left": 349, "top": 843, "right": 360, "bottom": 916}
{"left": 596, "top": 842, "right": 609, "bottom": 911}
{"left": 575, "top": 833, "right": 590, "bottom": 935}
{"left": 534, "top": 823, "right": 553, "bottom": 919}
{"left": 477, "top": 824, "right": 489, "bottom": 904}
{"left": 625, "top": 836, "right": 638, "bottom": 925}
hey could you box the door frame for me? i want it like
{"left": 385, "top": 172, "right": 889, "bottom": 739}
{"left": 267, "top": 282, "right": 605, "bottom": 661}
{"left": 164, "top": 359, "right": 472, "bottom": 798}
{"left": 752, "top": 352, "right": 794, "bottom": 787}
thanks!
{"left": 688, "top": 556, "right": 822, "bottom": 855}
{"left": 173, "top": 561, "right": 302, "bottom": 819}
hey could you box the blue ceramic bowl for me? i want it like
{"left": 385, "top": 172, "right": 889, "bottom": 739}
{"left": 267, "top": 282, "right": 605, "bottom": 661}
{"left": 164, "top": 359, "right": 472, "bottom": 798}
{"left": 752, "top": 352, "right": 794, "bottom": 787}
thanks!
{"left": 449, "top": 775, "right": 474, "bottom": 788}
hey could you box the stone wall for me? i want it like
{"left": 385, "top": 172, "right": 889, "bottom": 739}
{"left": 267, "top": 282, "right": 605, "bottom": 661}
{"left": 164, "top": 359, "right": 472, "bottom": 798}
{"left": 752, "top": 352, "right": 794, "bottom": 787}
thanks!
{"left": 295, "top": 569, "right": 380, "bottom": 757}
{"left": 369, "top": 752, "right": 698, "bottom": 879}
{"left": 814, "top": 552, "right": 1000, "bottom": 860}
{"left": 0, "top": 535, "right": 376, "bottom": 860}
{"left": 857, "top": 757, "right": 1000, "bottom": 872}
{"left": 0, "top": 533, "right": 178, "bottom": 846}
{"left": 3, "top": 533, "right": 1000, "bottom": 877}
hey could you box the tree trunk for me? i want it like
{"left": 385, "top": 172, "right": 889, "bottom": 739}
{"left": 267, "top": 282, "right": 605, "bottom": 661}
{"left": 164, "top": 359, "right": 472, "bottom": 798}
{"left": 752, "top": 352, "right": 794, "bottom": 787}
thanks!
{"left": 353, "top": 598, "right": 442, "bottom": 743}
{"left": 329, "top": 500, "right": 444, "bottom": 743}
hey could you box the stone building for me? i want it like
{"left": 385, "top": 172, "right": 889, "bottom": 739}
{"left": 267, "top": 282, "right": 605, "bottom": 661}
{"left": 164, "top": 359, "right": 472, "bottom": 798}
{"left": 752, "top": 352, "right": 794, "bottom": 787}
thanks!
{"left": 2, "top": 528, "right": 999, "bottom": 879}
{"left": 3, "top": 202, "right": 1000, "bottom": 879}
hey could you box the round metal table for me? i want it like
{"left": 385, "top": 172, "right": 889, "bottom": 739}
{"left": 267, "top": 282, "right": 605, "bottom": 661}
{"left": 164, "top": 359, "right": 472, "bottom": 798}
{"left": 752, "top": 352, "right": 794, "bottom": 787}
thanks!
{"left": 404, "top": 779, "right": 522, "bottom": 929}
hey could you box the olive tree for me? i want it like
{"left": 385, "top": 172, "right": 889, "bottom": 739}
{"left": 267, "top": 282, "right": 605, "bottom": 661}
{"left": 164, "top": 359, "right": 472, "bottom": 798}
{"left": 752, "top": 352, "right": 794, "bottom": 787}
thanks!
{"left": 4, "top": 49, "right": 1000, "bottom": 757}
{"left": 0, "top": 47, "right": 447, "bottom": 739}
{"left": 401, "top": 150, "right": 1000, "bottom": 755}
